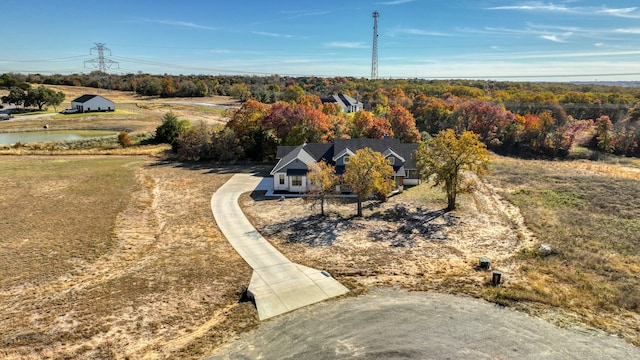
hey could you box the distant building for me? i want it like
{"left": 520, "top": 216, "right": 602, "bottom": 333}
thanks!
{"left": 321, "top": 94, "right": 363, "bottom": 113}
{"left": 70, "top": 94, "right": 115, "bottom": 113}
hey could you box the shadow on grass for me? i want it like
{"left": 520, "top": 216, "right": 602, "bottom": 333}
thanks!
{"left": 260, "top": 204, "right": 459, "bottom": 249}
{"left": 261, "top": 214, "right": 366, "bottom": 247}
{"left": 368, "top": 205, "right": 458, "bottom": 247}
{"left": 148, "top": 159, "right": 273, "bottom": 176}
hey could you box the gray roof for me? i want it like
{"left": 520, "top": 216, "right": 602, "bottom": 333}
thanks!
{"left": 71, "top": 94, "right": 113, "bottom": 103}
{"left": 273, "top": 138, "right": 419, "bottom": 174}
{"left": 321, "top": 94, "right": 362, "bottom": 110}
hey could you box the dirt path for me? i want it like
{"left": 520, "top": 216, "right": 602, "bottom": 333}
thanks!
{"left": 208, "top": 288, "right": 640, "bottom": 359}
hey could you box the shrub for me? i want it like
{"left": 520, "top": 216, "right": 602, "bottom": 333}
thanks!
{"left": 118, "top": 131, "right": 132, "bottom": 148}
{"left": 155, "top": 112, "right": 189, "bottom": 151}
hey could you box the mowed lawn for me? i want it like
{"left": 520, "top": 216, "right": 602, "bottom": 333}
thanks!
{"left": 484, "top": 156, "right": 640, "bottom": 345}
{"left": 0, "top": 156, "right": 256, "bottom": 359}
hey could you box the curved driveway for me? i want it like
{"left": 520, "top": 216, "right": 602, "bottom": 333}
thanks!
{"left": 211, "top": 174, "right": 348, "bottom": 320}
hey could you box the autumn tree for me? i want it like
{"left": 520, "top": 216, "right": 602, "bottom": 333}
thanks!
{"left": 343, "top": 148, "right": 395, "bottom": 217}
{"left": 411, "top": 95, "right": 454, "bottom": 134}
{"left": 229, "top": 83, "right": 252, "bottom": 102}
{"left": 416, "top": 129, "right": 490, "bottom": 211}
{"left": 386, "top": 106, "right": 420, "bottom": 143}
{"left": 306, "top": 161, "right": 339, "bottom": 216}
{"left": 282, "top": 84, "right": 305, "bottom": 103}
{"left": 595, "top": 115, "right": 614, "bottom": 153}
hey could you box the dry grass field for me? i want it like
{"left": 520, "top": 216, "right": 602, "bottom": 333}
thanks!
{"left": 0, "top": 152, "right": 638, "bottom": 358}
{"left": 0, "top": 157, "right": 259, "bottom": 359}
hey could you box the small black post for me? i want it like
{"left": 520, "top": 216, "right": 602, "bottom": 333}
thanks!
{"left": 479, "top": 257, "right": 490, "bottom": 271}
{"left": 491, "top": 271, "right": 502, "bottom": 286}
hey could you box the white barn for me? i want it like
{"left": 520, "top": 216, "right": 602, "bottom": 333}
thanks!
{"left": 70, "top": 94, "right": 115, "bottom": 113}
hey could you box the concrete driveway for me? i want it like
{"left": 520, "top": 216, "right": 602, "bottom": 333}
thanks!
{"left": 211, "top": 174, "right": 348, "bottom": 320}
{"left": 208, "top": 288, "right": 640, "bottom": 359}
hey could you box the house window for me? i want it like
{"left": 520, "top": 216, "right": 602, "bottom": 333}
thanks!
{"left": 386, "top": 157, "right": 395, "bottom": 165}
{"left": 343, "top": 155, "right": 350, "bottom": 164}
{"left": 279, "top": 174, "right": 285, "bottom": 185}
{"left": 291, "top": 176, "right": 303, "bottom": 187}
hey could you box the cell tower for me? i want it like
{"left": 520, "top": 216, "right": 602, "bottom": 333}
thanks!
{"left": 371, "top": 11, "right": 379, "bottom": 80}
{"left": 84, "top": 43, "right": 119, "bottom": 73}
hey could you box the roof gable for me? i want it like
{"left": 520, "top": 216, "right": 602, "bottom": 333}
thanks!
{"left": 270, "top": 144, "right": 318, "bottom": 175}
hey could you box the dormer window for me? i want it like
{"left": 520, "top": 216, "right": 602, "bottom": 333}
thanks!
{"left": 386, "top": 157, "right": 395, "bottom": 165}
{"left": 343, "top": 155, "right": 350, "bottom": 164}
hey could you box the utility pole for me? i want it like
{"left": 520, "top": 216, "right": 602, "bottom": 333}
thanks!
{"left": 371, "top": 11, "right": 379, "bottom": 80}
{"left": 85, "top": 43, "right": 119, "bottom": 74}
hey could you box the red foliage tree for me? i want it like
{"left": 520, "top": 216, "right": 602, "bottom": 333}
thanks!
{"left": 386, "top": 106, "right": 420, "bottom": 143}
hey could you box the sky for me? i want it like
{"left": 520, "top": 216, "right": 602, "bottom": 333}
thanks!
{"left": 1, "top": 0, "right": 640, "bottom": 81}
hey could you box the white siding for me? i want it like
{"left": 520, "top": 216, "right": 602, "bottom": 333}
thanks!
{"left": 273, "top": 173, "right": 288, "bottom": 191}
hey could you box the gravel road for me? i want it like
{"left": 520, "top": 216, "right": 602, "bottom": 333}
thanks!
{"left": 208, "top": 288, "right": 639, "bottom": 360}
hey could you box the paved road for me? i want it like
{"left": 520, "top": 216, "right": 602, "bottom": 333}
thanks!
{"left": 208, "top": 288, "right": 640, "bottom": 359}
{"left": 211, "top": 174, "right": 348, "bottom": 320}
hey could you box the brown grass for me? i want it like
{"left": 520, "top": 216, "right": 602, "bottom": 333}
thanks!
{"left": 483, "top": 156, "right": 640, "bottom": 345}
{"left": 0, "top": 156, "right": 257, "bottom": 359}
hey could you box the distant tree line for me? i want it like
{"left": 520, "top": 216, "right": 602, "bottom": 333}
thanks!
{"left": 3, "top": 72, "right": 638, "bottom": 157}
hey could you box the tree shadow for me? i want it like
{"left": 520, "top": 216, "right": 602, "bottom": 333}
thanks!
{"left": 147, "top": 159, "right": 273, "bottom": 176}
{"left": 260, "top": 214, "right": 365, "bottom": 247}
{"left": 367, "top": 204, "right": 459, "bottom": 248}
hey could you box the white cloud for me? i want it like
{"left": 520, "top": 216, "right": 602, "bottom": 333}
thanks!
{"left": 390, "top": 28, "right": 453, "bottom": 37}
{"left": 487, "top": 3, "right": 571, "bottom": 12}
{"left": 252, "top": 31, "right": 296, "bottom": 39}
{"left": 487, "top": 3, "right": 640, "bottom": 18}
{"left": 376, "top": 0, "right": 415, "bottom": 5}
{"left": 540, "top": 32, "right": 573, "bottom": 43}
{"left": 615, "top": 28, "right": 640, "bottom": 34}
{"left": 324, "top": 42, "right": 368, "bottom": 49}
{"left": 598, "top": 7, "right": 640, "bottom": 18}
{"left": 144, "top": 19, "right": 216, "bottom": 31}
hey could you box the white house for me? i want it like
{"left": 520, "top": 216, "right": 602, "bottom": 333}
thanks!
{"left": 320, "top": 94, "right": 363, "bottom": 113}
{"left": 70, "top": 94, "right": 115, "bottom": 113}
{"left": 270, "top": 138, "right": 420, "bottom": 193}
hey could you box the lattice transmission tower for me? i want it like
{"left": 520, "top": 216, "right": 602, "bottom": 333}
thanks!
{"left": 371, "top": 11, "right": 379, "bottom": 80}
{"left": 84, "top": 43, "right": 119, "bottom": 73}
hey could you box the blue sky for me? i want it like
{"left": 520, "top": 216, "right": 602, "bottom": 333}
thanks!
{"left": 1, "top": 0, "right": 640, "bottom": 81}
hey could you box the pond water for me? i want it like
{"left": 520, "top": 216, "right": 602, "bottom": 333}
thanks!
{"left": 0, "top": 130, "right": 118, "bottom": 145}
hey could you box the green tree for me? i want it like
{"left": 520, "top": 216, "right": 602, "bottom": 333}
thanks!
{"left": 343, "top": 148, "right": 394, "bottom": 217}
{"left": 306, "top": 161, "right": 338, "bottom": 216}
{"left": 155, "top": 112, "right": 189, "bottom": 151}
{"left": 24, "top": 86, "right": 65, "bottom": 110}
{"left": 416, "top": 129, "right": 490, "bottom": 211}
{"left": 2, "top": 87, "right": 27, "bottom": 108}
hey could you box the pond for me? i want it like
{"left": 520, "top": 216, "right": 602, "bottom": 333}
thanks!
{"left": 0, "top": 130, "right": 118, "bottom": 145}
